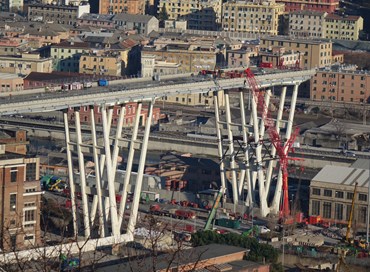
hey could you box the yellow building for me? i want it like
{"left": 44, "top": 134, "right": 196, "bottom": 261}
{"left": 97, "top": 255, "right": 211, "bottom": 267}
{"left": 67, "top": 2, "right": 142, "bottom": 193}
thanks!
{"left": 222, "top": 0, "right": 284, "bottom": 35}
{"left": 79, "top": 52, "right": 122, "bottom": 77}
{"left": 324, "top": 14, "right": 363, "bottom": 41}
{"left": 158, "top": 0, "right": 222, "bottom": 30}
{"left": 51, "top": 40, "right": 90, "bottom": 72}
{"left": 0, "top": 53, "right": 52, "bottom": 76}
{"left": 0, "top": 73, "right": 24, "bottom": 93}
{"left": 260, "top": 37, "right": 332, "bottom": 69}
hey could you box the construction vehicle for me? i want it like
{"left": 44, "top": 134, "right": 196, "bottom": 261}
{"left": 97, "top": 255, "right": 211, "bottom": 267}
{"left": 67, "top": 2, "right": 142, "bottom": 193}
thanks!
{"left": 345, "top": 182, "right": 358, "bottom": 244}
{"left": 149, "top": 204, "right": 196, "bottom": 219}
{"left": 204, "top": 187, "right": 226, "bottom": 231}
{"left": 41, "top": 175, "right": 67, "bottom": 192}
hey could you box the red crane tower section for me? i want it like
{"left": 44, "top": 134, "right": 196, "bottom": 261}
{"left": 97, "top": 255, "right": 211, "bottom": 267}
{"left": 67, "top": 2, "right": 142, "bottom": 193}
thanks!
{"left": 244, "top": 68, "right": 299, "bottom": 218}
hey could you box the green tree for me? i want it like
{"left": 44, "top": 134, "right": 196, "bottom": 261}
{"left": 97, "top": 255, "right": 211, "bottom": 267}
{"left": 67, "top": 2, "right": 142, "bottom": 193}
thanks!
{"left": 158, "top": 4, "right": 169, "bottom": 22}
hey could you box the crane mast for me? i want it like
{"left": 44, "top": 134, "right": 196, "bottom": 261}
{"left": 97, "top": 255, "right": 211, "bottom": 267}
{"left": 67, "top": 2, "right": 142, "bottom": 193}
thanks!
{"left": 244, "top": 68, "right": 299, "bottom": 218}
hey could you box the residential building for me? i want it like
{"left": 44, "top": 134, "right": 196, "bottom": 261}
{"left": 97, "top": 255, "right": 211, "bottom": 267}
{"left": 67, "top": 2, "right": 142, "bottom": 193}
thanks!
{"left": 51, "top": 40, "right": 90, "bottom": 72}
{"left": 67, "top": 103, "right": 161, "bottom": 128}
{"left": 332, "top": 51, "right": 344, "bottom": 64}
{"left": 222, "top": 0, "right": 285, "bottom": 35}
{"left": 77, "top": 13, "right": 115, "bottom": 29}
{"left": 0, "top": 130, "right": 42, "bottom": 252}
{"left": 227, "top": 46, "right": 259, "bottom": 68}
{"left": 324, "top": 14, "right": 364, "bottom": 41}
{"left": 27, "top": 3, "right": 90, "bottom": 25}
{"left": 0, "top": 73, "right": 24, "bottom": 93}
{"left": 310, "top": 164, "right": 369, "bottom": 230}
{"left": 158, "top": 0, "right": 222, "bottom": 30}
{"left": 288, "top": 10, "right": 327, "bottom": 38}
{"left": 277, "top": 0, "right": 339, "bottom": 13}
{"left": 0, "top": 38, "right": 28, "bottom": 56}
{"left": 310, "top": 64, "right": 370, "bottom": 103}
{"left": 260, "top": 36, "right": 332, "bottom": 69}
{"left": 113, "top": 14, "right": 159, "bottom": 36}
{"left": 108, "top": 0, "right": 145, "bottom": 15}
{"left": 79, "top": 51, "right": 122, "bottom": 77}
{"left": 0, "top": 52, "right": 53, "bottom": 75}
{"left": 259, "top": 47, "right": 302, "bottom": 69}
{"left": 141, "top": 54, "right": 180, "bottom": 78}
{"left": 0, "top": 0, "right": 23, "bottom": 13}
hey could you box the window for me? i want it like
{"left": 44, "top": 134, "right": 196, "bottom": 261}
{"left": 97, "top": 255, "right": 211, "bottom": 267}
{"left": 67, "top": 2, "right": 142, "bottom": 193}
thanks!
{"left": 10, "top": 167, "right": 18, "bottom": 182}
{"left": 311, "top": 200, "right": 320, "bottom": 215}
{"left": 323, "top": 202, "right": 332, "bottom": 218}
{"left": 335, "top": 191, "right": 344, "bottom": 198}
{"left": 312, "top": 188, "right": 320, "bottom": 195}
{"left": 347, "top": 192, "right": 354, "bottom": 200}
{"left": 10, "top": 194, "right": 16, "bottom": 211}
{"left": 26, "top": 163, "right": 36, "bottom": 181}
{"left": 359, "top": 194, "right": 367, "bottom": 202}
{"left": 358, "top": 206, "right": 367, "bottom": 223}
{"left": 24, "top": 235, "right": 34, "bottom": 241}
{"left": 335, "top": 203, "right": 343, "bottom": 220}
{"left": 24, "top": 210, "right": 35, "bottom": 222}
{"left": 324, "top": 189, "right": 332, "bottom": 197}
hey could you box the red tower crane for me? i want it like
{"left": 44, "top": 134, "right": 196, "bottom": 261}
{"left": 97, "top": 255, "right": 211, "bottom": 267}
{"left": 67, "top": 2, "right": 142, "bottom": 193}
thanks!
{"left": 244, "top": 68, "right": 299, "bottom": 218}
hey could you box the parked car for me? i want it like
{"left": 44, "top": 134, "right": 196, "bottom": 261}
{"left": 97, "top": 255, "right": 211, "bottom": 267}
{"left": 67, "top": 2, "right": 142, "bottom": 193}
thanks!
{"left": 258, "top": 226, "right": 271, "bottom": 234}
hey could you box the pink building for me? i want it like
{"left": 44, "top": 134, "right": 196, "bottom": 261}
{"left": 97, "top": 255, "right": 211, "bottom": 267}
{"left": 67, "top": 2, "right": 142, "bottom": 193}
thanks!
{"left": 277, "top": 0, "right": 339, "bottom": 13}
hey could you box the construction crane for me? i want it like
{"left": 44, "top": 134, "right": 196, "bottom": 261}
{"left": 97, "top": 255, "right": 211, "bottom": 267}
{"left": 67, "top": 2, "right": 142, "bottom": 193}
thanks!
{"left": 245, "top": 68, "right": 299, "bottom": 218}
{"left": 346, "top": 182, "right": 358, "bottom": 243}
{"left": 204, "top": 187, "right": 226, "bottom": 231}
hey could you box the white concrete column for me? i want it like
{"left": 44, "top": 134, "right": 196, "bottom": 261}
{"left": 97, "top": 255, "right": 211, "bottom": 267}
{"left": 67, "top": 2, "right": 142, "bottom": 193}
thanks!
{"left": 213, "top": 92, "right": 227, "bottom": 191}
{"left": 74, "top": 110, "right": 91, "bottom": 238}
{"left": 266, "top": 86, "right": 286, "bottom": 208}
{"left": 89, "top": 106, "right": 106, "bottom": 238}
{"left": 127, "top": 99, "right": 155, "bottom": 237}
{"left": 101, "top": 106, "right": 119, "bottom": 239}
{"left": 224, "top": 90, "right": 238, "bottom": 211}
{"left": 118, "top": 102, "right": 142, "bottom": 227}
{"left": 286, "top": 84, "right": 299, "bottom": 139}
{"left": 239, "top": 90, "right": 253, "bottom": 207}
{"left": 63, "top": 110, "right": 78, "bottom": 237}
{"left": 111, "top": 104, "right": 126, "bottom": 181}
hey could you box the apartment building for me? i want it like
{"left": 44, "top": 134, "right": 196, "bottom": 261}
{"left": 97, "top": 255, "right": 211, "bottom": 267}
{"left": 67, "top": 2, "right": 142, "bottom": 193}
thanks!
{"left": 113, "top": 14, "right": 159, "bottom": 36}
{"left": 158, "top": 0, "right": 222, "bottom": 30}
{"left": 324, "top": 14, "right": 364, "bottom": 41}
{"left": 141, "top": 43, "right": 219, "bottom": 74}
{"left": 222, "top": 0, "right": 284, "bottom": 35}
{"left": 51, "top": 40, "right": 90, "bottom": 72}
{"left": 310, "top": 64, "right": 370, "bottom": 103}
{"left": 27, "top": 3, "right": 90, "bottom": 25}
{"left": 107, "top": 0, "right": 145, "bottom": 15}
{"left": 0, "top": 52, "right": 53, "bottom": 75}
{"left": 77, "top": 13, "right": 115, "bottom": 29}
{"left": 0, "top": 0, "right": 23, "bottom": 13}
{"left": 260, "top": 36, "right": 332, "bottom": 69}
{"left": 310, "top": 165, "right": 369, "bottom": 229}
{"left": 0, "top": 130, "right": 41, "bottom": 251}
{"left": 141, "top": 54, "right": 180, "bottom": 78}
{"left": 227, "top": 46, "right": 259, "bottom": 68}
{"left": 79, "top": 51, "right": 122, "bottom": 77}
{"left": 0, "top": 73, "right": 23, "bottom": 93}
{"left": 277, "top": 0, "right": 339, "bottom": 13}
{"left": 0, "top": 38, "right": 28, "bottom": 56}
{"left": 259, "top": 47, "right": 302, "bottom": 69}
{"left": 67, "top": 103, "right": 161, "bottom": 127}
{"left": 289, "top": 10, "right": 327, "bottom": 38}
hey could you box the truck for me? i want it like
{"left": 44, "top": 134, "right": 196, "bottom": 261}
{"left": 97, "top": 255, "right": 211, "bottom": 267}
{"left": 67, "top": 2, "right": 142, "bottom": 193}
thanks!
{"left": 98, "top": 79, "right": 109, "bottom": 86}
{"left": 83, "top": 82, "right": 93, "bottom": 88}
{"left": 149, "top": 204, "right": 196, "bottom": 219}
{"left": 215, "top": 218, "right": 240, "bottom": 229}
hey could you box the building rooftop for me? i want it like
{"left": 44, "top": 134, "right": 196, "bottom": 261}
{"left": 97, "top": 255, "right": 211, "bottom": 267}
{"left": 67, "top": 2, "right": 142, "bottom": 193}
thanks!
{"left": 317, "top": 64, "right": 370, "bottom": 75}
{"left": 95, "top": 244, "right": 247, "bottom": 271}
{"left": 28, "top": 3, "right": 89, "bottom": 10}
{"left": 113, "top": 13, "right": 156, "bottom": 24}
{"left": 79, "top": 13, "right": 114, "bottom": 22}
{"left": 51, "top": 40, "right": 90, "bottom": 49}
{"left": 326, "top": 14, "right": 362, "bottom": 22}
{"left": 262, "top": 36, "right": 330, "bottom": 45}
{"left": 289, "top": 10, "right": 327, "bottom": 17}
{"left": 0, "top": 73, "right": 22, "bottom": 80}
{"left": 312, "top": 165, "right": 369, "bottom": 188}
